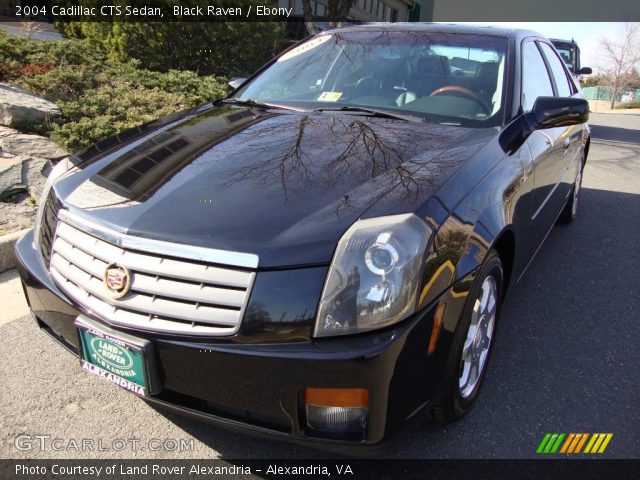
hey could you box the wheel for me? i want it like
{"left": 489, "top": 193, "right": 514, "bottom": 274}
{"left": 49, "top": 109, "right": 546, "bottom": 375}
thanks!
{"left": 431, "top": 250, "right": 503, "bottom": 423}
{"left": 558, "top": 163, "right": 583, "bottom": 224}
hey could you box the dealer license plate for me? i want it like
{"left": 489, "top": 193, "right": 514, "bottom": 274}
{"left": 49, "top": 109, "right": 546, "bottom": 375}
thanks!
{"left": 75, "top": 316, "right": 158, "bottom": 397}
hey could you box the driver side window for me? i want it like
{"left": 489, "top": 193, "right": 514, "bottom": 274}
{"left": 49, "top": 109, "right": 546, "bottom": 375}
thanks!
{"left": 521, "top": 41, "right": 554, "bottom": 112}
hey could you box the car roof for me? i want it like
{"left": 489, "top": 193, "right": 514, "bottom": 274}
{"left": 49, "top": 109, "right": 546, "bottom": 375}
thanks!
{"left": 550, "top": 38, "right": 578, "bottom": 45}
{"left": 329, "top": 22, "right": 544, "bottom": 41}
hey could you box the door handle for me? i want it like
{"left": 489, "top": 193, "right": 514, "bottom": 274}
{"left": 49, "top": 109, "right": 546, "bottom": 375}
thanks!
{"left": 563, "top": 138, "right": 571, "bottom": 150}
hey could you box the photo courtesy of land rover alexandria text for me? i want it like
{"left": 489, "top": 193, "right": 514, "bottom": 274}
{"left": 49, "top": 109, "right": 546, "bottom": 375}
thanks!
{"left": 16, "top": 24, "right": 590, "bottom": 447}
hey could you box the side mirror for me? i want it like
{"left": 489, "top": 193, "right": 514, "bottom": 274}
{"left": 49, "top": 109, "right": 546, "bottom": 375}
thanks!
{"left": 577, "top": 67, "right": 592, "bottom": 75}
{"left": 530, "top": 96, "right": 589, "bottom": 128}
{"left": 228, "top": 77, "right": 247, "bottom": 90}
{"left": 500, "top": 97, "right": 589, "bottom": 153}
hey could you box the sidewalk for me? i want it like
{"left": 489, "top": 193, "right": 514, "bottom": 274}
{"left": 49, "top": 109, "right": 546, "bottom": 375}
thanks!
{"left": 588, "top": 100, "right": 640, "bottom": 114}
{"left": 594, "top": 108, "right": 640, "bottom": 115}
{"left": 0, "top": 269, "right": 28, "bottom": 326}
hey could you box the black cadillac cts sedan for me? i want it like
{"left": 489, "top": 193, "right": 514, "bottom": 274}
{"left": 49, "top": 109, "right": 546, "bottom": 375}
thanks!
{"left": 16, "top": 24, "right": 589, "bottom": 448}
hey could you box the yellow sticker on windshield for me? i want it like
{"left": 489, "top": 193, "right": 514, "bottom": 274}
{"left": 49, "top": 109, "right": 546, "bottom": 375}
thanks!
{"left": 317, "top": 92, "right": 343, "bottom": 102}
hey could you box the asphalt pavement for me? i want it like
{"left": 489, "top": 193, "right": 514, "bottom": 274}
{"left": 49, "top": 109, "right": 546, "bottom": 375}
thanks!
{"left": 1, "top": 112, "right": 638, "bottom": 459}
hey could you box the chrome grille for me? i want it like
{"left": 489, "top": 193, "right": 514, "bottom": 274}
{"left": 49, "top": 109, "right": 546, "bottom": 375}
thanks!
{"left": 39, "top": 189, "right": 61, "bottom": 266}
{"left": 49, "top": 217, "right": 256, "bottom": 336}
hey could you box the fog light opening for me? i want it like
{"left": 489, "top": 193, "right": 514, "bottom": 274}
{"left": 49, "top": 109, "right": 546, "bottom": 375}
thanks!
{"left": 304, "top": 388, "right": 369, "bottom": 437}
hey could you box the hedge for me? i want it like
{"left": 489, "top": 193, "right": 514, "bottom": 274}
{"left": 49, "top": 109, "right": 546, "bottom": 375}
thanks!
{"left": 0, "top": 31, "right": 229, "bottom": 152}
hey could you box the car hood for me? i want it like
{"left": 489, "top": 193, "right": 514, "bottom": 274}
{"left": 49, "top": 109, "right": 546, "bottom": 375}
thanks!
{"left": 55, "top": 105, "right": 497, "bottom": 268}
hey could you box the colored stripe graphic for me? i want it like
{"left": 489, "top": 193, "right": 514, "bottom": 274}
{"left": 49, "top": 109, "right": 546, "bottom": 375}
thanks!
{"left": 597, "top": 433, "right": 613, "bottom": 453}
{"left": 574, "top": 433, "right": 589, "bottom": 453}
{"left": 537, "top": 433, "right": 552, "bottom": 453}
{"left": 559, "top": 433, "right": 575, "bottom": 454}
{"left": 550, "top": 433, "right": 565, "bottom": 453}
{"left": 584, "top": 433, "right": 613, "bottom": 454}
{"left": 537, "top": 433, "right": 565, "bottom": 453}
{"left": 538, "top": 433, "right": 613, "bottom": 454}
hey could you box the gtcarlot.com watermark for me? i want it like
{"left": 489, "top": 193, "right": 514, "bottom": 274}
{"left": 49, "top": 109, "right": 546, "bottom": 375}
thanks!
{"left": 15, "top": 434, "right": 194, "bottom": 452}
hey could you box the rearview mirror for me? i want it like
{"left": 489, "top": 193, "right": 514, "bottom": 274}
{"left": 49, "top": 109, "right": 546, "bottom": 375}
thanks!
{"left": 228, "top": 77, "right": 247, "bottom": 90}
{"left": 500, "top": 97, "right": 589, "bottom": 153}
{"left": 577, "top": 67, "right": 592, "bottom": 75}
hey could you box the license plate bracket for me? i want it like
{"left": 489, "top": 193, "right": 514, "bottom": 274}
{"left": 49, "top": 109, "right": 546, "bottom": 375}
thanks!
{"left": 75, "top": 315, "right": 160, "bottom": 397}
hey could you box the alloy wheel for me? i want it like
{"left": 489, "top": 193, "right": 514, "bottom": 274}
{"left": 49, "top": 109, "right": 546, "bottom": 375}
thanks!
{"left": 459, "top": 275, "right": 498, "bottom": 399}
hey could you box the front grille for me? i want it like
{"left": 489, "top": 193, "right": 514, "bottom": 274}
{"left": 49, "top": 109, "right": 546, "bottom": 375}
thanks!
{"left": 39, "top": 189, "right": 61, "bottom": 266}
{"left": 48, "top": 219, "right": 256, "bottom": 336}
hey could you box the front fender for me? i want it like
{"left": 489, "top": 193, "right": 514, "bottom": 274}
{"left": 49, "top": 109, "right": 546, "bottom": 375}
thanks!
{"left": 417, "top": 145, "right": 533, "bottom": 309}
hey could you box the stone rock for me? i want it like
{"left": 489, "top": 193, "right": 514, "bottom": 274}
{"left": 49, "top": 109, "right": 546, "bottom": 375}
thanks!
{"left": 0, "top": 83, "right": 61, "bottom": 129}
{"left": 23, "top": 156, "right": 51, "bottom": 200}
{"left": 0, "top": 157, "right": 27, "bottom": 200}
{"left": 0, "top": 154, "right": 50, "bottom": 201}
{"left": 1, "top": 133, "right": 67, "bottom": 160}
{"left": 0, "top": 198, "right": 36, "bottom": 236}
{"left": 0, "top": 126, "right": 19, "bottom": 138}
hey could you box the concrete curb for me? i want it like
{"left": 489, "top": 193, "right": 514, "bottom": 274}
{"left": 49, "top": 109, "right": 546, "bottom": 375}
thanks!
{"left": 0, "top": 228, "right": 29, "bottom": 273}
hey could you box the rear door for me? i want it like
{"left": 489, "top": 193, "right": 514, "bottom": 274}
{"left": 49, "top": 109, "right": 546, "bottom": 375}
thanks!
{"left": 521, "top": 40, "right": 564, "bottom": 247}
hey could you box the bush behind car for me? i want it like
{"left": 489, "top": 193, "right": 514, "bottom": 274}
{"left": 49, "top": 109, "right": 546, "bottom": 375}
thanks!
{"left": 0, "top": 31, "right": 229, "bottom": 151}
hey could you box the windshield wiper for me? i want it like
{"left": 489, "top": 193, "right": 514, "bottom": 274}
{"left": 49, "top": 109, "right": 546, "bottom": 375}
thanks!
{"left": 221, "top": 98, "right": 303, "bottom": 112}
{"left": 313, "top": 105, "right": 423, "bottom": 123}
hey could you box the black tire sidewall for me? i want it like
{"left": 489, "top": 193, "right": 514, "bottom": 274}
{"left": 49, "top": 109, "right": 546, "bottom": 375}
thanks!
{"left": 559, "top": 157, "right": 584, "bottom": 224}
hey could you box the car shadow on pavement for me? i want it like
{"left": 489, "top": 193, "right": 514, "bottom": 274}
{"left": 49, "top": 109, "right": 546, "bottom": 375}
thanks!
{"left": 590, "top": 124, "right": 640, "bottom": 143}
{"left": 150, "top": 187, "right": 640, "bottom": 459}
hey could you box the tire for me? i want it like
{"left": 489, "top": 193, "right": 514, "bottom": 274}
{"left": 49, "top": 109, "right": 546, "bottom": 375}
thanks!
{"left": 431, "top": 250, "right": 503, "bottom": 423}
{"left": 558, "top": 162, "right": 583, "bottom": 224}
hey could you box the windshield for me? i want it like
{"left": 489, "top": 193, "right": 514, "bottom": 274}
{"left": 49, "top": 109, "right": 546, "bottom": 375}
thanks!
{"left": 235, "top": 30, "right": 508, "bottom": 126}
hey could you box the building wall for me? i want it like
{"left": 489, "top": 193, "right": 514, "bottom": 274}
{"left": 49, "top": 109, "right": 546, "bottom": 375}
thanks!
{"left": 280, "top": 0, "right": 420, "bottom": 22}
{"left": 410, "top": 0, "right": 435, "bottom": 21}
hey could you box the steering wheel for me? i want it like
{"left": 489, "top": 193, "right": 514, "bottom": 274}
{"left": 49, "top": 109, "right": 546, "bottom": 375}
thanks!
{"left": 429, "top": 86, "right": 491, "bottom": 114}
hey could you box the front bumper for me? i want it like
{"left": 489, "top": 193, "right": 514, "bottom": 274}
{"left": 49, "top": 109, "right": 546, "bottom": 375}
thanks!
{"left": 15, "top": 229, "right": 463, "bottom": 448}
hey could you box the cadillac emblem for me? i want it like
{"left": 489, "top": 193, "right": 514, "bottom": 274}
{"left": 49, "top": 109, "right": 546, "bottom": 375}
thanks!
{"left": 103, "top": 263, "right": 131, "bottom": 299}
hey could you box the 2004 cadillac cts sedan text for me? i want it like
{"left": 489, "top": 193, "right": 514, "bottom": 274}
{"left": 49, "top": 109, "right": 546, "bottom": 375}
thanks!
{"left": 16, "top": 24, "right": 589, "bottom": 449}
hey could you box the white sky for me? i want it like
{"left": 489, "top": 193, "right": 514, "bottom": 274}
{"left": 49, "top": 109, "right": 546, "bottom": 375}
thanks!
{"left": 441, "top": 23, "right": 634, "bottom": 73}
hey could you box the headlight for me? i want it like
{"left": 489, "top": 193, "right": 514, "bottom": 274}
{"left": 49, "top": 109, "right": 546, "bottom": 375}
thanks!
{"left": 314, "top": 214, "right": 431, "bottom": 337}
{"left": 33, "top": 158, "right": 71, "bottom": 248}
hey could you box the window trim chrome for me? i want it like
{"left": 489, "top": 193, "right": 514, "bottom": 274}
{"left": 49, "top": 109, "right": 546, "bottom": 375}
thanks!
{"left": 58, "top": 209, "right": 259, "bottom": 269}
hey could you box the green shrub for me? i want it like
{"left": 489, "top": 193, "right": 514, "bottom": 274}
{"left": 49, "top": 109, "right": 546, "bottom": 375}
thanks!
{"left": 0, "top": 31, "right": 106, "bottom": 73}
{"left": 104, "top": 61, "right": 229, "bottom": 102}
{"left": 50, "top": 77, "right": 228, "bottom": 151}
{"left": 616, "top": 100, "right": 640, "bottom": 109}
{"left": 58, "top": 19, "right": 285, "bottom": 77}
{"left": 0, "top": 31, "right": 229, "bottom": 152}
{"left": 16, "top": 64, "right": 102, "bottom": 101}
{"left": 51, "top": 84, "right": 191, "bottom": 151}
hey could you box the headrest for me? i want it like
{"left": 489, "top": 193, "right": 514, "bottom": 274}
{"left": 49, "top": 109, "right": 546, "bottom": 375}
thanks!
{"left": 475, "top": 62, "right": 499, "bottom": 82}
{"left": 418, "top": 55, "right": 451, "bottom": 76}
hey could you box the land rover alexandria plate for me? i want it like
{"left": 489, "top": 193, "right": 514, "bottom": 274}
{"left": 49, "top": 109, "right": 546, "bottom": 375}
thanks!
{"left": 75, "top": 316, "right": 160, "bottom": 397}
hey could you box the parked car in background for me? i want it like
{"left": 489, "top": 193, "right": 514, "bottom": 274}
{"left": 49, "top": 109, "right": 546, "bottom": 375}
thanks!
{"left": 16, "top": 24, "right": 589, "bottom": 449}
{"left": 620, "top": 91, "right": 636, "bottom": 103}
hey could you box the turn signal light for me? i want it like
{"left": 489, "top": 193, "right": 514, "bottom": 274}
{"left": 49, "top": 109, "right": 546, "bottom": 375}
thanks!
{"left": 304, "top": 388, "right": 369, "bottom": 433}
{"left": 428, "top": 302, "right": 446, "bottom": 355}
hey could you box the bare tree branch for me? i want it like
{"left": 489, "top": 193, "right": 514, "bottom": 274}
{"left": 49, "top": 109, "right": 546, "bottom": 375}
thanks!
{"left": 597, "top": 23, "right": 640, "bottom": 109}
